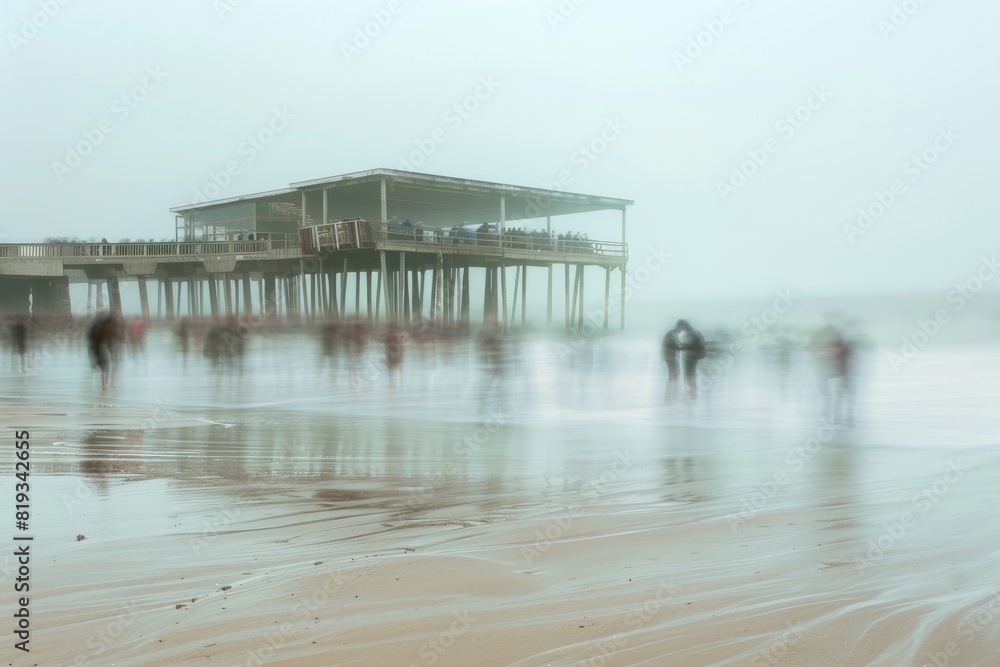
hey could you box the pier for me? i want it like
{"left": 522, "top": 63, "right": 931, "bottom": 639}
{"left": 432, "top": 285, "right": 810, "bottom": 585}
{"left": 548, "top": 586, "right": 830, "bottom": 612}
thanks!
{"left": 0, "top": 169, "right": 631, "bottom": 330}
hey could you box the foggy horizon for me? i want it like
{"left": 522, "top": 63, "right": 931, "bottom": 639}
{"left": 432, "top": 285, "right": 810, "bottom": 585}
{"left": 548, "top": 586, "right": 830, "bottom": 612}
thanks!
{"left": 4, "top": 1, "right": 999, "bottom": 301}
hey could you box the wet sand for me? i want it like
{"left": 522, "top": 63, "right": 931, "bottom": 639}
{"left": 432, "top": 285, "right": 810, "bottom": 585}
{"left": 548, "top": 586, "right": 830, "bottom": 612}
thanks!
{"left": 2, "top": 329, "right": 1000, "bottom": 666}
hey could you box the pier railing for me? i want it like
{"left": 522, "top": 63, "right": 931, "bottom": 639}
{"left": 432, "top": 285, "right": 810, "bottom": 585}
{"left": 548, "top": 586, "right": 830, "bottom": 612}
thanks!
{"left": 300, "top": 221, "right": 627, "bottom": 261}
{"left": 0, "top": 240, "right": 275, "bottom": 259}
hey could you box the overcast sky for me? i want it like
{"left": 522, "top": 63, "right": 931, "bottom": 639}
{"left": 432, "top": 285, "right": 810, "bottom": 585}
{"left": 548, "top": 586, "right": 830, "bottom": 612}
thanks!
{"left": 3, "top": 0, "right": 998, "bottom": 300}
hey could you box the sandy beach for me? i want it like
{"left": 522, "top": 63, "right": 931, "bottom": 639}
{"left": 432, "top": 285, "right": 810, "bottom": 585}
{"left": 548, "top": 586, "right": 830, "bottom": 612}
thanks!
{"left": 3, "top": 327, "right": 1000, "bottom": 667}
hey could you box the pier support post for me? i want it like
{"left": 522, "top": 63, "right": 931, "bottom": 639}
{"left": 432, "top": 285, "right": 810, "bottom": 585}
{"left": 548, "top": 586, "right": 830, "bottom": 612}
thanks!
{"left": 399, "top": 253, "right": 407, "bottom": 324}
{"left": 411, "top": 269, "right": 420, "bottom": 325}
{"left": 223, "top": 275, "right": 233, "bottom": 317}
{"left": 435, "top": 254, "right": 444, "bottom": 328}
{"left": 546, "top": 216, "right": 553, "bottom": 327}
{"left": 510, "top": 265, "right": 520, "bottom": 329}
{"left": 569, "top": 265, "right": 580, "bottom": 330}
{"left": 521, "top": 264, "right": 527, "bottom": 329}
{"left": 310, "top": 273, "right": 317, "bottom": 320}
{"left": 138, "top": 277, "right": 150, "bottom": 323}
{"left": 379, "top": 251, "right": 389, "bottom": 322}
{"left": 106, "top": 272, "right": 122, "bottom": 314}
{"left": 328, "top": 270, "right": 338, "bottom": 321}
{"left": 367, "top": 271, "right": 373, "bottom": 324}
{"left": 460, "top": 267, "right": 470, "bottom": 329}
{"left": 164, "top": 279, "right": 175, "bottom": 320}
{"left": 430, "top": 266, "right": 438, "bottom": 327}
{"left": 264, "top": 273, "right": 277, "bottom": 320}
{"left": 243, "top": 273, "right": 253, "bottom": 317}
{"left": 209, "top": 275, "right": 220, "bottom": 320}
{"left": 482, "top": 267, "right": 490, "bottom": 327}
{"left": 604, "top": 267, "right": 611, "bottom": 330}
{"left": 500, "top": 262, "right": 508, "bottom": 334}
{"left": 564, "top": 264, "right": 571, "bottom": 329}
{"left": 620, "top": 208, "right": 627, "bottom": 331}
{"left": 355, "top": 270, "right": 361, "bottom": 317}
{"left": 341, "top": 258, "right": 349, "bottom": 321}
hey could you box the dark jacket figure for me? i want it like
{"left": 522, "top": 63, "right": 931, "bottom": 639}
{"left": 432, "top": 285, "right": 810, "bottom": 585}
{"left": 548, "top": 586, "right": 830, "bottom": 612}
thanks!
{"left": 676, "top": 319, "right": 706, "bottom": 399}
{"left": 384, "top": 324, "right": 404, "bottom": 369}
{"left": 204, "top": 320, "right": 247, "bottom": 372}
{"left": 661, "top": 328, "right": 681, "bottom": 402}
{"left": 176, "top": 318, "right": 191, "bottom": 364}
{"left": 88, "top": 312, "right": 124, "bottom": 389}
{"left": 9, "top": 315, "right": 28, "bottom": 374}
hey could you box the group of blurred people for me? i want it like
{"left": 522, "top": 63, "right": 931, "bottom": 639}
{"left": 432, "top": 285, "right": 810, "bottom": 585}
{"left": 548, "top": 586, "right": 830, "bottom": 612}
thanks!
{"left": 660, "top": 316, "right": 864, "bottom": 423}
{"left": 6, "top": 306, "right": 867, "bottom": 420}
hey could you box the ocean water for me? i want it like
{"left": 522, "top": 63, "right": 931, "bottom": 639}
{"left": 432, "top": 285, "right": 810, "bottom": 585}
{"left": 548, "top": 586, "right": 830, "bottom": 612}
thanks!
{"left": 4, "top": 323, "right": 997, "bottom": 447}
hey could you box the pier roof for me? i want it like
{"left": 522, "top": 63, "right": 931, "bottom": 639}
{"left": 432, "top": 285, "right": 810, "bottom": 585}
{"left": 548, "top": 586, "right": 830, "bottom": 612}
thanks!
{"left": 171, "top": 169, "right": 632, "bottom": 228}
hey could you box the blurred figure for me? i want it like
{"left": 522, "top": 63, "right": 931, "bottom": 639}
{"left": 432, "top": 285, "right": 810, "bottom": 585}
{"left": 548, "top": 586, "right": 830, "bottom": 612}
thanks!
{"left": 128, "top": 317, "right": 147, "bottom": 359}
{"left": 204, "top": 318, "right": 248, "bottom": 374}
{"left": 8, "top": 314, "right": 28, "bottom": 374}
{"left": 661, "top": 325, "right": 682, "bottom": 402}
{"left": 175, "top": 317, "right": 191, "bottom": 367}
{"left": 479, "top": 325, "right": 506, "bottom": 378}
{"left": 342, "top": 317, "right": 369, "bottom": 388}
{"left": 762, "top": 327, "right": 794, "bottom": 400}
{"left": 809, "top": 323, "right": 854, "bottom": 424}
{"left": 88, "top": 311, "right": 124, "bottom": 390}
{"left": 384, "top": 322, "right": 404, "bottom": 385}
{"left": 676, "top": 319, "right": 706, "bottom": 400}
{"left": 318, "top": 318, "right": 340, "bottom": 373}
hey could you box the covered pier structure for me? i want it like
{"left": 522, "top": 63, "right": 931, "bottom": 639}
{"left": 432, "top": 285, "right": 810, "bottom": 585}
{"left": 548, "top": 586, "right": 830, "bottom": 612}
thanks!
{"left": 286, "top": 169, "right": 631, "bottom": 331}
{"left": 0, "top": 169, "right": 632, "bottom": 331}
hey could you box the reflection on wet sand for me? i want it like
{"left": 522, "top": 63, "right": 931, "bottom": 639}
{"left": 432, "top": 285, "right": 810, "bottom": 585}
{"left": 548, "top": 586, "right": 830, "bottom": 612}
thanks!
{"left": 3, "top": 326, "right": 1000, "bottom": 666}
